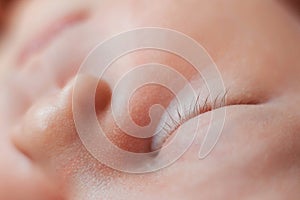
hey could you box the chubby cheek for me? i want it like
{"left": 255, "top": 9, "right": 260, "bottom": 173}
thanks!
{"left": 130, "top": 104, "right": 300, "bottom": 200}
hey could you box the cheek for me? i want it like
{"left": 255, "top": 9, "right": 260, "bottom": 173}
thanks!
{"left": 127, "top": 103, "right": 298, "bottom": 199}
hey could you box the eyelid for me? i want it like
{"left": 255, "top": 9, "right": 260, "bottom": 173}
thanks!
{"left": 151, "top": 86, "right": 227, "bottom": 152}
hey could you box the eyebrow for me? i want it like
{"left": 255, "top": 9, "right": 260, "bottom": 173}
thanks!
{"left": 17, "top": 10, "right": 89, "bottom": 66}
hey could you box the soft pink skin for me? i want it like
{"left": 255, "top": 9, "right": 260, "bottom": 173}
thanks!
{"left": 0, "top": 0, "right": 300, "bottom": 199}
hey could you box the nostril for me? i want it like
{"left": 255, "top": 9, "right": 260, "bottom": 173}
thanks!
{"left": 95, "top": 80, "right": 112, "bottom": 113}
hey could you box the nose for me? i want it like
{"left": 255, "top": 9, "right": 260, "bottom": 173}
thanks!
{"left": 11, "top": 69, "right": 177, "bottom": 166}
{"left": 11, "top": 51, "right": 197, "bottom": 176}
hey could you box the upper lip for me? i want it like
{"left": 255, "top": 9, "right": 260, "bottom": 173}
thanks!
{"left": 17, "top": 10, "right": 89, "bottom": 66}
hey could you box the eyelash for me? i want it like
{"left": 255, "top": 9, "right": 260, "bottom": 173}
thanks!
{"left": 154, "top": 90, "right": 228, "bottom": 149}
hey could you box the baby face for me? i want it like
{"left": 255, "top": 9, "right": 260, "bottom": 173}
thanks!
{"left": 0, "top": 0, "right": 299, "bottom": 199}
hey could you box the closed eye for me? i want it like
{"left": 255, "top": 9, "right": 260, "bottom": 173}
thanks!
{"left": 151, "top": 89, "right": 228, "bottom": 151}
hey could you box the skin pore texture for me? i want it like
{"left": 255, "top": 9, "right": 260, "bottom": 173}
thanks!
{"left": 0, "top": 0, "right": 300, "bottom": 199}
